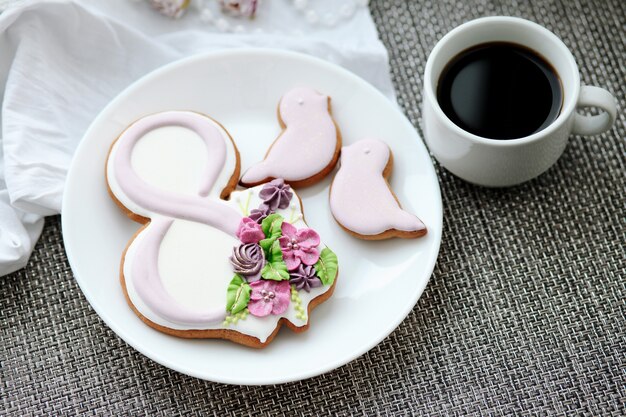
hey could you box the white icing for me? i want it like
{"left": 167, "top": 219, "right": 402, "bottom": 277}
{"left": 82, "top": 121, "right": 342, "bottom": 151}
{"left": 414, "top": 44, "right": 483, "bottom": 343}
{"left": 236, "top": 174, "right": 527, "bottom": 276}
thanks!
{"left": 131, "top": 126, "right": 208, "bottom": 197}
{"left": 158, "top": 219, "right": 237, "bottom": 313}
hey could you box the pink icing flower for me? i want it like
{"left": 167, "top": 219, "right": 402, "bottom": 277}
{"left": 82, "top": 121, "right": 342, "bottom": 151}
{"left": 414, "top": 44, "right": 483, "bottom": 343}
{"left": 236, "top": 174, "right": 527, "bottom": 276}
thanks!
{"left": 248, "top": 280, "right": 290, "bottom": 317}
{"left": 279, "top": 222, "right": 320, "bottom": 271}
{"left": 236, "top": 217, "right": 265, "bottom": 244}
{"left": 219, "top": 0, "right": 258, "bottom": 18}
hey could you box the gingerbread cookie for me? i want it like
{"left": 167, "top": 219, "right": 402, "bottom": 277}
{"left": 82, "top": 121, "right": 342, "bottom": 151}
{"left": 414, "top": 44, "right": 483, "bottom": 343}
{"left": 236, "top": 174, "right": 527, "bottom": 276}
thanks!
{"left": 239, "top": 87, "right": 341, "bottom": 188}
{"left": 329, "top": 138, "right": 427, "bottom": 240}
{"left": 106, "top": 111, "right": 338, "bottom": 348}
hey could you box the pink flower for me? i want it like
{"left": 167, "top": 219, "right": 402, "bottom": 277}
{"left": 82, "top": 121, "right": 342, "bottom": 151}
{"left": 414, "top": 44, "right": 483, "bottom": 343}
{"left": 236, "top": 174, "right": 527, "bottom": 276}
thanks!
{"left": 219, "top": 0, "right": 257, "bottom": 18}
{"left": 236, "top": 217, "right": 265, "bottom": 244}
{"left": 248, "top": 280, "right": 290, "bottom": 317}
{"left": 279, "top": 222, "right": 320, "bottom": 271}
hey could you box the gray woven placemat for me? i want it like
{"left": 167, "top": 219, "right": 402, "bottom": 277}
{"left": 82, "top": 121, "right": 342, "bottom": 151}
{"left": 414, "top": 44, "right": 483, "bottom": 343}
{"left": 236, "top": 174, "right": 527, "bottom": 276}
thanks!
{"left": 2, "top": 0, "right": 625, "bottom": 415}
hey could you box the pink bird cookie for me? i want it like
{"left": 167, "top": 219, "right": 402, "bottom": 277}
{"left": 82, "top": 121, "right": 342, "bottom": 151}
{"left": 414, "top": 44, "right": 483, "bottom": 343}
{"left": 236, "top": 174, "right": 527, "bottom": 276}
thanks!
{"left": 329, "top": 138, "right": 427, "bottom": 240}
{"left": 240, "top": 87, "right": 341, "bottom": 188}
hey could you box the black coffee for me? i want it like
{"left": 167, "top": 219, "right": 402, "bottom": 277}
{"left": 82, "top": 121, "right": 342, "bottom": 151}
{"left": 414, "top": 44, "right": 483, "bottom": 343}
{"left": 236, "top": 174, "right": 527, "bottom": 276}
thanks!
{"left": 437, "top": 42, "right": 562, "bottom": 140}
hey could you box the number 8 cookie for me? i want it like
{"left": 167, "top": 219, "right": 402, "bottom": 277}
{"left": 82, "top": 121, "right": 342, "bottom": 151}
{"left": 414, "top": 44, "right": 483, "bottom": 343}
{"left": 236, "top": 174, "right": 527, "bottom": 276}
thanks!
{"left": 106, "top": 111, "right": 338, "bottom": 348}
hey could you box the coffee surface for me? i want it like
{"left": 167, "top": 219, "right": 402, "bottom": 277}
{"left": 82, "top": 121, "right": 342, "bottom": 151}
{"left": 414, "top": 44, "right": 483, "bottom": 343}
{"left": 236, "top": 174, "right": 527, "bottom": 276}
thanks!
{"left": 437, "top": 42, "right": 562, "bottom": 140}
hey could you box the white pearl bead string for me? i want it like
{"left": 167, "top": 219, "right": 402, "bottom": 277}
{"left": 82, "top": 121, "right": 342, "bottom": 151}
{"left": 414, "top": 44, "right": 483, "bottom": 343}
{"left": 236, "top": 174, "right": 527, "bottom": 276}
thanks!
{"left": 294, "top": 0, "right": 369, "bottom": 28}
{"left": 140, "top": 0, "right": 369, "bottom": 34}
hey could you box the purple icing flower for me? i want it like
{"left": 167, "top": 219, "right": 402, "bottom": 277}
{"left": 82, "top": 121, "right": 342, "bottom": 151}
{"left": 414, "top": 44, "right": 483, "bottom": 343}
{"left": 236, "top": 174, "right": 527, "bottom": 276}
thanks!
{"left": 236, "top": 217, "right": 265, "bottom": 244}
{"left": 248, "top": 205, "right": 271, "bottom": 224}
{"left": 248, "top": 280, "right": 290, "bottom": 317}
{"left": 230, "top": 243, "right": 265, "bottom": 282}
{"left": 289, "top": 265, "right": 322, "bottom": 292}
{"left": 279, "top": 222, "right": 320, "bottom": 271}
{"left": 259, "top": 178, "right": 293, "bottom": 211}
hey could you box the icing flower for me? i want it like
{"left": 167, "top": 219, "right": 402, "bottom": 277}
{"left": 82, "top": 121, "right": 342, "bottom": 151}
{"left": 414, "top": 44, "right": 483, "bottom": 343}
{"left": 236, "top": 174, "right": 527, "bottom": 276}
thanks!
{"left": 236, "top": 217, "right": 265, "bottom": 243}
{"left": 249, "top": 205, "right": 271, "bottom": 224}
{"left": 230, "top": 243, "right": 265, "bottom": 282}
{"left": 289, "top": 265, "right": 322, "bottom": 292}
{"left": 219, "top": 0, "right": 258, "bottom": 18}
{"left": 248, "top": 280, "right": 290, "bottom": 317}
{"left": 149, "top": 0, "right": 189, "bottom": 19}
{"left": 259, "top": 178, "right": 293, "bottom": 211}
{"left": 279, "top": 222, "right": 320, "bottom": 271}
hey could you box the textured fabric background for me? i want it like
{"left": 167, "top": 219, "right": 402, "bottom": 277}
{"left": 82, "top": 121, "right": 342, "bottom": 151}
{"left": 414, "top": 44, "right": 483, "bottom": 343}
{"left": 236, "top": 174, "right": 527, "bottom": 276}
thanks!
{"left": 2, "top": 0, "right": 625, "bottom": 415}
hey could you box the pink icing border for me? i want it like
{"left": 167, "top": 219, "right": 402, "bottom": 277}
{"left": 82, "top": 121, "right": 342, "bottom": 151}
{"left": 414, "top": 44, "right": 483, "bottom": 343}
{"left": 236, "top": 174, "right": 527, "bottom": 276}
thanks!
{"left": 130, "top": 218, "right": 230, "bottom": 324}
{"left": 114, "top": 111, "right": 240, "bottom": 236}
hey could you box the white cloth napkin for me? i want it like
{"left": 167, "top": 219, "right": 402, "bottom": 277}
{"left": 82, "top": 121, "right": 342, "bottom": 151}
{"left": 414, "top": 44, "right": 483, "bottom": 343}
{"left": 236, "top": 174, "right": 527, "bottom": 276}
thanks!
{"left": 0, "top": 0, "right": 395, "bottom": 276}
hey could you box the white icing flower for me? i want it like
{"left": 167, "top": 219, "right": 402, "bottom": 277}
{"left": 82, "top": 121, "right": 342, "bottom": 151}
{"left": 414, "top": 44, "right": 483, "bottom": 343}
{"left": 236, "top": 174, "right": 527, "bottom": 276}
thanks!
{"left": 149, "top": 0, "right": 189, "bottom": 19}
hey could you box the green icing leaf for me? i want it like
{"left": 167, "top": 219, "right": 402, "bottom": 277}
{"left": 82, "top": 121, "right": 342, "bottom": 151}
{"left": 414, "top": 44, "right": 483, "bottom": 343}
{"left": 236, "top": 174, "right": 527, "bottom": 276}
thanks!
{"left": 314, "top": 247, "right": 338, "bottom": 286}
{"left": 225, "top": 274, "right": 251, "bottom": 314}
{"left": 259, "top": 237, "right": 276, "bottom": 254}
{"left": 261, "top": 214, "right": 284, "bottom": 239}
{"left": 259, "top": 215, "right": 284, "bottom": 257}
{"left": 266, "top": 239, "right": 284, "bottom": 263}
{"left": 261, "top": 260, "right": 290, "bottom": 281}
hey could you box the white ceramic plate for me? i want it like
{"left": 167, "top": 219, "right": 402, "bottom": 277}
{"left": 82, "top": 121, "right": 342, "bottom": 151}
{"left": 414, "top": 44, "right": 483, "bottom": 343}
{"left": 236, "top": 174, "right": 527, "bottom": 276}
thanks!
{"left": 62, "top": 49, "right": 442, "bottom": 385}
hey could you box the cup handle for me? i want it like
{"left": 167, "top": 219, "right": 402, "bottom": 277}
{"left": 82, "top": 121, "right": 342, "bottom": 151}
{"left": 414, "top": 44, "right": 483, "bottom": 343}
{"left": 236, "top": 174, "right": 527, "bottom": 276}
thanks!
{"left": 572, "top": 85, "right": 617, "bottom": 136}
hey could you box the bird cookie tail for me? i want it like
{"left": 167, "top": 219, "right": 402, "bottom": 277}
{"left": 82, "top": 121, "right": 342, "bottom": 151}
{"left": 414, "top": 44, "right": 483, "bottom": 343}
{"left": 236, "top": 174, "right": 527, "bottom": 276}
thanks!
{"left": 240, "top": 162, "right": 271, "bottom": 186}
{"left": 394, "top": 210, "right": 428, "bottom": 236}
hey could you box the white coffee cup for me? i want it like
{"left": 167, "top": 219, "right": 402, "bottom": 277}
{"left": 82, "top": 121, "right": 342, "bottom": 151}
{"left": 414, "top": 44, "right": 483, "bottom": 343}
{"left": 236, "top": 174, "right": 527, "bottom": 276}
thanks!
{"left": 422, "top": 16, "right": 617, "bottom": 187}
